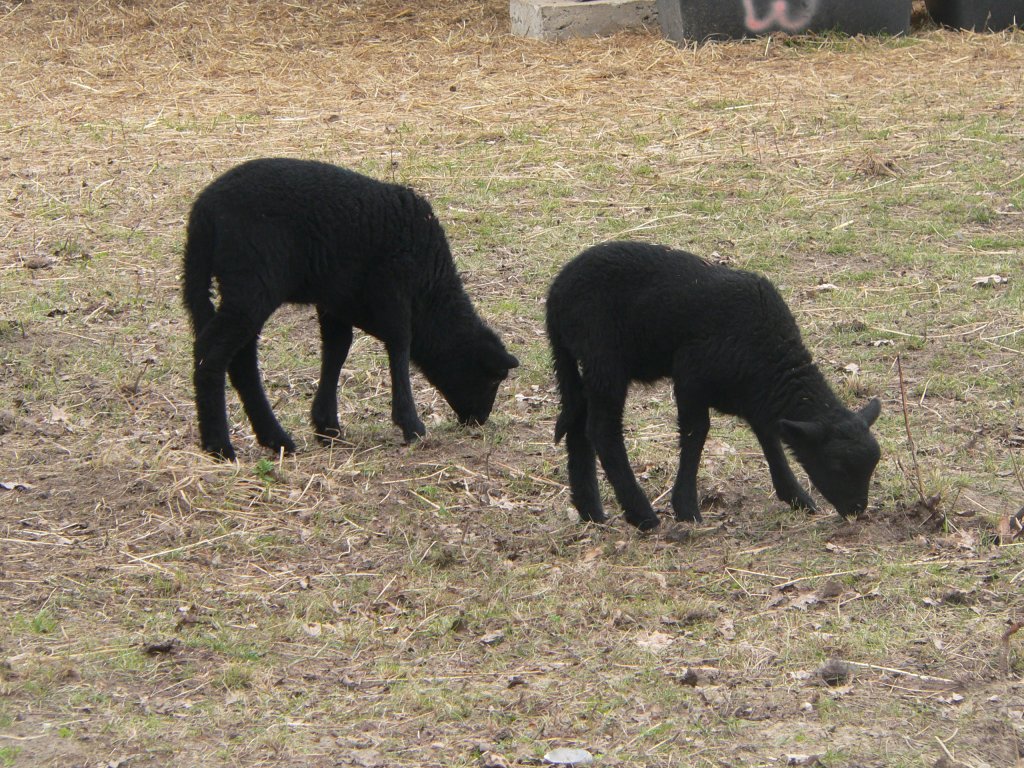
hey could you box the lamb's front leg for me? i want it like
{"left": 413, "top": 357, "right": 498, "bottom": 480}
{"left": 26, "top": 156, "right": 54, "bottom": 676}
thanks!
{"left": 586, "top": 388, "right": 660, "bottom": 531}
{"left": 311, "top": 309, "right": 353, "bottom": 441}
{"left": 753, "top": 426, "right": 817, "bottom": 513}
{"left": 384, "top": 339, "right": 426, "bottom": 443}
{"left": 672, "top": 401, "right": 710, "bottom": 523}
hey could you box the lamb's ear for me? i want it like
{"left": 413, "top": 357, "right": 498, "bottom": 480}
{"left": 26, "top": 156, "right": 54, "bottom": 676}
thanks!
{"left": 857, "top": 398, "right": 881, "bottom": 427}
{"left": 778, "top": 418, "right": 827, "bottom": 446}
{"left": 484, "top": 348, "right": 519, "bottom": 377}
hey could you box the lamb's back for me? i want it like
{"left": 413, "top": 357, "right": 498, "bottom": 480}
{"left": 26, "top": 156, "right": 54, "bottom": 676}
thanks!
{"left": 552, "top": 242, "right": 789, "bottom": 347}
{"left": 195, "top": 159, "right": 449, "bottom": 304}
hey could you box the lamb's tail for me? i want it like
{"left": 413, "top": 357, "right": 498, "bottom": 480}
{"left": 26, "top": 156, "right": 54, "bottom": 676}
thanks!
{"left": 550, "top": 337, "right": 585, "bottom": 445}
{"left": 181, "top": 204, "right": 217, "bottom": 335}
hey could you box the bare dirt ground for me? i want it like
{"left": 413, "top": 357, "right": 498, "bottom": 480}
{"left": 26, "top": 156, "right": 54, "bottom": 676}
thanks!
{"left": 1, "top": 2, "right": 1023, "bottom": 767}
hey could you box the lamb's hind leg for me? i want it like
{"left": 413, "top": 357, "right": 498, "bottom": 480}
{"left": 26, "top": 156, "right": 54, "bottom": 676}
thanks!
{"left": 311, "top": 308, "right": 353, "bottom": 442}
{"left": 561, "top": 400, "right": 605, "bottom": 524}
{"left": 672, "top": 392, "right": 710, "bottom": 523}
{"left": 228, "top": 335, "right": 296, "bottom": 455}
{"left": 586, "top": 384, "right": 660, "bottom": 531}
{"left": 193, "top": 308, "right": 266, "bottom": 460}
{"left": 552, "top": 343, "right": 604, "bottom": 523}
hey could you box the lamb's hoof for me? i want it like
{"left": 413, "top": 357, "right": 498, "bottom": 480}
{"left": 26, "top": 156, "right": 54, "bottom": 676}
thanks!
{"left": 673, "top": 508, "right": 704, "bottom": 524}
{"left": 791, "top": 496, "right": 818, "bottom": 514}
{"left": 578, "top": 511, "right": 609, "bottom": 525}
{"left": 261, "top": 433, "right": 297, "bottom": 456}
{"left": 629, "top": 513, "right": 661, "bottom": 532}
{"left": 399, "top": 420, "right": 427, "bottom": 444}
{"left": 314, "top": 425, "right": 343, "bottom": 445}
{"left": 204, "top": 443, "right": 237, "bottom": 462}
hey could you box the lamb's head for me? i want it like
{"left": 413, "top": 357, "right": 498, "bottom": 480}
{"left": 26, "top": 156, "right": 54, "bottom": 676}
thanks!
{"left": 778, "top": 398, "right": 882, "bottom": 518}
{"left": 421, "top": 326, "right": 519, "bottom": 427}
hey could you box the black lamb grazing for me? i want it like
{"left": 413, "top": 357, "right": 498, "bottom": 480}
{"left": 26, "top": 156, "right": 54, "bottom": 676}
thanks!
{"left": 183, "top": 158, "right": 519, "bottom": 460}
{"left": 546, "top": 241, "right": 882, "bottom": 531}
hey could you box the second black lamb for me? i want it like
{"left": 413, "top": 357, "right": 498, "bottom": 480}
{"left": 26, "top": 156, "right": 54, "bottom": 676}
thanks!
{"left": 547, "top": 241, "right": 882, "bottom": 531}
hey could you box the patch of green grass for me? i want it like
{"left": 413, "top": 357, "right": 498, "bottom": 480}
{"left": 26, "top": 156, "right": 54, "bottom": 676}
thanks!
{"left": 8, "top": 609, "right": 60, "bottom": 636}
{"left": 186, "top": 632, "right": 267, "bottom": 663}
{"left": 215, "top": 664, "right": 254, "bottom": 691}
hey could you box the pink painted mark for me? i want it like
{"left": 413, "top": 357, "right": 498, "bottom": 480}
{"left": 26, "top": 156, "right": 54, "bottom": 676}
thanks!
{"left": 741, "top": 0, "right": 818, "bottom": 33}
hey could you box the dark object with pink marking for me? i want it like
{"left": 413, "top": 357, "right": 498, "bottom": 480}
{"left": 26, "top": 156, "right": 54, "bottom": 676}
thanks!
{"left": 655, "top": 0, "right": 912, "bottom": 43}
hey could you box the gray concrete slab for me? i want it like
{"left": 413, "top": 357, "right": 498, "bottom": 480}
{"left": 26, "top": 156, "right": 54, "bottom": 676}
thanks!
{"left": 510, "top": 0, "right": 658, "bottom": 41}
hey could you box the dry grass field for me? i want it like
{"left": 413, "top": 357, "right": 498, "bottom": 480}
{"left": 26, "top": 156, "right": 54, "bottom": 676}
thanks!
{"left": 1, "top": 1, "right": 1023, "bottom": 766}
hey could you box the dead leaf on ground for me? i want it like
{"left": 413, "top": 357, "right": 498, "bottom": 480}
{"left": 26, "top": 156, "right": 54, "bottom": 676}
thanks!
{"left": 141, "top": 638, "right": 178, "bottom": 655}
{"left": 480, "top": 750, "right": 512, "bottom": 768}
{"left": 815, "top": 580, "right": 846, "bottom": 600}
{"left": 48, "top": 404, "right": 73, "bottom": 429}
{"left": 859, "top": 155, "right": 902, "bottom": 177}
{"left": 23, "top": 255, "right": 55, "bottom": 270}
{"left": 809, "top": 282, "right": 839, "bottom": 294}
{"left": 787, "top": 591, "right": 822, "bottom": 611}
{"left": 0, "top": 481, "right": 34, "bottom": 492}
{"left": 786, "top": 754, "right": 822, "bottom": 766}
{"left": 661, "top": 609, "right": 714, "bottom": 627}
{"left": 349, "top": 749, "right": 387, "bottom": 768}
{"left": 1002, "top": 621, "right": 1022, "bottom": 646}
{"left": 825, "top": 541, "right": 851, "bottom": 554}
{"left": 997, "top": 507, "right": 1024, "bottom": 545}
{"left": 972, "top": 274, "right": 1009, "bottom": 287}
{"left": 175, "top": 604, "right": 210, "bottom": 629}
{"left": 635, "top": 631, "right": 675, "bottom": 652}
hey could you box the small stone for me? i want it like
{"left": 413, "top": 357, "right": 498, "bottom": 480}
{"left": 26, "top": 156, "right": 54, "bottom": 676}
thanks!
{"left": 816, "top": 658, "right": 853, "bottom": 687}
{"left": 543, "top": 747, "right": 594, "bottom": 766}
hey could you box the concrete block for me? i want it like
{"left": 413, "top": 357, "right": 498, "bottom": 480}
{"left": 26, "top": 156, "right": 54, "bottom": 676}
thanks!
{"left": 656, "top": 0, "right": 911, "bottom": 43}
{"left": 510, "top": 0, "right": 658, "bottom": 41}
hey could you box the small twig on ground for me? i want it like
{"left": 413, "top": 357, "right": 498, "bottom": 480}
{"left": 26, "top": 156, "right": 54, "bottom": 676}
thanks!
{"left": 844, "top": 659, "right": 957, "bottom": 686}
{"left": 896, "top": 355, "right": 942, "bottom": 518}
{"left": 896, "top": 355, "right": 925, "bottom": 501}
{"left": 934, "top": 736, "right": 958, "bottom": 764}
{"left": 127, "top": 530, "right": 245, "bottom": 561}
